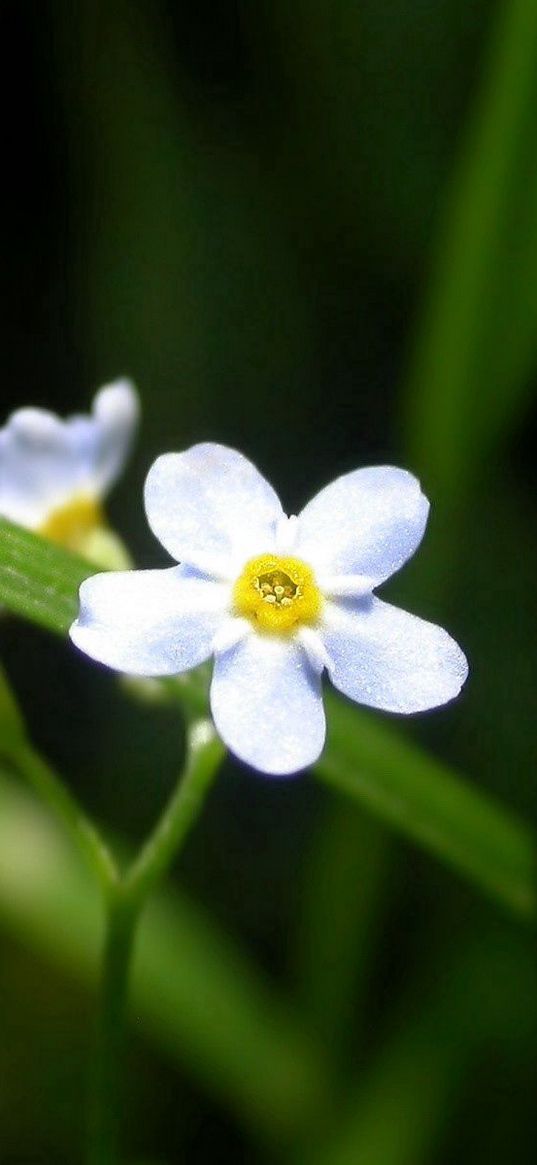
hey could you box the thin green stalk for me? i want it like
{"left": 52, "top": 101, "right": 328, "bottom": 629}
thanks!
{"left": 89, "top": 887, "right": 139, "bottom": 1165}
{"left": 88, "top": 720, "right": 223, "bottom": 1165}
{"left": 125, "top": 720, "right": 224, "bottom": 905}
{"left": 16, "top": 744, "right": 118, "bottom": 890}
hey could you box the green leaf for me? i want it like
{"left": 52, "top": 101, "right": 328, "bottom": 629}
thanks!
{"left": 295, "top": 803, "right": 389, "bottom": 1048}
{"left": 0, "top": 517, "right": 90, "bottom": 634}
{"left": 0, "top": 769, "right": 329, "bottom": 1142}
{"left": 54, "top": 1, "right": 318, "bottom": 454}
{"left": 319, "top": 697, "right": 536, "bottom": 921}
{"left": 1, "top": 516, "right": 535, "bottom": 922}
{"left": 0, "top": 662, "right": 27, "bottom": 748}
{"left": 404, "top": 0, "right": 537, "bottom": 503}
{"left": 304, "top": 929, "right": 537, "bottom": 1165}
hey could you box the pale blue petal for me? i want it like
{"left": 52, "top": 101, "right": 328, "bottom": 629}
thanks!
{"left": 0, "top": 408, "right": 77, "bottom": 526}
{"left": 87, "top": 379, "right": 139, "bottom": 493}
{"left": 211, "top": 633, "right": 325, "bottom": 775}
{"left": 62, "top": 379, "right": 139, "bottom": 494}
{"left": 295, "top": 466, "right": 429, "bottom": 587}
{"left": 70, "top": 566, "right": 228, "bottom": 676}
{"left": 321, "top": 596, "right": 468, "bottom": 713}
{"left": 0, "top": 380, "right": 139, "bottom": 527}
{"left": 144, "top": 443, "right": 284, "bottom": 576}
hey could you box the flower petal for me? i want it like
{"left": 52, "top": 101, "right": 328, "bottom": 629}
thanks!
{"left": 321, "top": 596, "right": 468, "bottom": 713}
{"left": 295, "top": 466, "right": 429, "bottom": 587}
{"left": 70, "top": 566, "right": 229, "bottom": 676}
{"left": 211, "top": 633, "right": 325, "bottom": 775}
{"left": 144, "top": 443, "right": 284, "bottom": 576}
{"left": 0, "top": 379, "right": 139, "bottom": 528}
{"left": 85, "top": 378, "right": 140, "bottom": 494}
{"left": 0, "top": 408, "right": 77, "bottom": 527}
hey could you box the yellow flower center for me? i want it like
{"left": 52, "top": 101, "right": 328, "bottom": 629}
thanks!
{"left": 39, "top": 494, "right": 105, "bottom": 552}
{"left": 233, "top": 553, "right": 322, "bottom": 635}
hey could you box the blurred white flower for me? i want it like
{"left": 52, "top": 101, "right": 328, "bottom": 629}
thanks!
{"left": 70, "top": 443, "right": 468, "bottom": 776}
{"left": 0, "top": 380, "right": 138, "bottom": 563}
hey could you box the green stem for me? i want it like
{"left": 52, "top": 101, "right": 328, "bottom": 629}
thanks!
{"left": 125, "top": 720, "right": 224, "bottom": 905}
{"left": 89, "top": 886, "right": 139, "bottom": 1165}
{"left": 88, "top": 719, "right": 223, "bottom": 1165}
{"left": 16, "top": 744, "right": 118, "bottom": 890}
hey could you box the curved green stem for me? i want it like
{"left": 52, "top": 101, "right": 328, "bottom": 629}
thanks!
{"left": 88, "top": 719, "right": 223, "bottom": 1165}
{"left": 125, "top": 720, "right": 224, "bottom": 905}
{"left": 16, "top": 744, "right": 118, "bottom": 890}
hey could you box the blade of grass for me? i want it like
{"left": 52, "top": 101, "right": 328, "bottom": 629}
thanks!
{"left": 303, "top": 929, "right": 537, "bottom": 1165}
{"left": 0, "top": 517, "right": 90, "bottom": 634}
{"left": 404, "top": 0, "right": 537, "bottom": 503}
{"left": 319, "top": 695, "right": 535, "bottom": 922}
{"left": 295, "top": 801, "right": 389, "bottom": 1048}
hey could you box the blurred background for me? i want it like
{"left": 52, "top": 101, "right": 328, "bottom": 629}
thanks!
{"left": 1, "top": 1, "right": 537, "bottom": 1162}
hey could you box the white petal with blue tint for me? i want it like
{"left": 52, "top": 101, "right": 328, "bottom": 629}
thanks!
{"left": 74, "top": 378, "right": 139, "bottom": 495}
{"left": 211, "top": 633, "right": 325, "bottom": 775}
{"left": 70, "top": 566, "right": 229, "bottom": 676}
{"left": 321, "top": 596, "right": 468, "bottom": 713}
{"left": 295, "top": 466, "right": 429, "bottom": 587}
{"left": 68, "top": 439, "right": 468, "bottom": 776}
{"left": 144, "top": 444, "right": 284, "bottom": 576}
{"left": 0, "top": 408, "right": 76, "bottom": 526}
{"left": 0, "top": 379, "right": 139, "bottom": 527}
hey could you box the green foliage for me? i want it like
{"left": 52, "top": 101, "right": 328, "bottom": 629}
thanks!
{"left": 304, "top": 929, "right": 537, "bottom": 1165}
{"left": 0, "top": 661, "right": 26, "bottom": 748}
{"left": 320, "top": 697, "right": 536, "bottom": 920}
{"left": 1, "top": 516, "right": 535, "bottom": 922}
{"left": 3, "top": 2, "right": 537, "bottom": 1158}
{"left": 405, "top": 0, "right": 537, "bottom": 504}
{"left": 0, "top": 518, "right": 91, "bottom": 636}
{"left": 0, "top": 770, "right": 328, "bottom": 1142}
{"left": 296, "top": 804, "right": 389, "bottom": 1048}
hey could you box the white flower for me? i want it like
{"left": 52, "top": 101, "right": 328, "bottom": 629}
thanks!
{"left": 70, "top": 443, "right": 468, "bottom": 776}
{"left": 0, "top": 380, "right": 139, "bottom": 555}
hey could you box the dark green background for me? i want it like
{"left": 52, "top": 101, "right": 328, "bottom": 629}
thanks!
{"left": 1, "top": 2, "right": 536, "bottom": 1162}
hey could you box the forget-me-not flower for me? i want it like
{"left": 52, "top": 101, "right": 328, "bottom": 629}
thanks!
{"left": 0, "top": 380, "right": 139, "bottom": 562}
{"left": 70, "top": 443, "right": 468, "bottom": 776}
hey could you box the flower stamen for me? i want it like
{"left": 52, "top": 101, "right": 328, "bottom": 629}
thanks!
{"left": 39, "top": 493, "right": 105, "bottom": 551}
{"left": 233, "top": 553, "right": 322, "bottom": 635}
